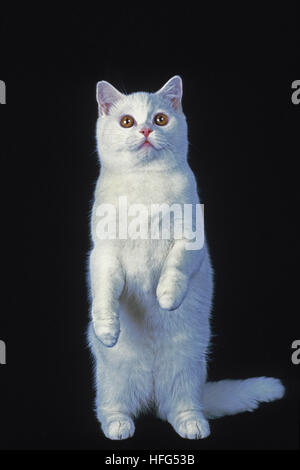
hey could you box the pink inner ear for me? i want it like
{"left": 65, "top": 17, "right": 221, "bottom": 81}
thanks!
{"left": 171, "top": 97, "right": 180, "bottom": 110}
{"left": 99, "top": 100, "right": 112, "bottom": 116}
{"left": 103, "top": 102, "right": 110, "bottom": 114}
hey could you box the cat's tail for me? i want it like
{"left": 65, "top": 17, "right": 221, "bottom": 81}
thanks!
{"left": 203, "top": 377, "right": 285, "bottom": 419}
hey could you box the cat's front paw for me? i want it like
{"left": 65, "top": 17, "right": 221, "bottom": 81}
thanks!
{"left": 157, "top": 270, "right": 188, "bottom": 311}
{"left": 93, "top": 314, "right": 120, "bottom": 347}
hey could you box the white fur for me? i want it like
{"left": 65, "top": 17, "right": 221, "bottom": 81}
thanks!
{"left": 88, "top": 76, "right": 284, "bottom": 440}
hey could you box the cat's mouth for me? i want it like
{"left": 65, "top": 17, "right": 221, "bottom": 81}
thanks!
{"left": 139, "top": 139, "right": 163, "bottom": 152}
{"left": 127, "top": 135, "right": 164, "bottom": 153}
{"left": 141, "top": 140, "right": 153, "bottom": 148}
{"left": 128, "top": 137, "right": 164, "bottom": 153}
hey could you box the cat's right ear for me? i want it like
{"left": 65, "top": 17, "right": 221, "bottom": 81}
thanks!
{"left": 96, "top": 81, "right": 124, "bottom": 116}
{"left": 156, "top": 76, "right": 183, "bottom": 112}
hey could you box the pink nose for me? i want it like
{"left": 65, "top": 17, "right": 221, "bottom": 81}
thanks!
{"left": 140, "top": 127, "right": 153, "bottom": 138}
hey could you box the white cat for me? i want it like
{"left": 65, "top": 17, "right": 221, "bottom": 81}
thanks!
{"left": 87, "top": 76, "right": 284, "bottom": 440}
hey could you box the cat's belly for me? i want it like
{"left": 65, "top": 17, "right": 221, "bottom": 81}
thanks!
{"left": 120, "top": 238, "right": 172, "bottom": 297}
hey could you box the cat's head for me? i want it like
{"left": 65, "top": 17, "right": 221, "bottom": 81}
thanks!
{"left": 95, "top": 76, "right": 188, "bottom": 172}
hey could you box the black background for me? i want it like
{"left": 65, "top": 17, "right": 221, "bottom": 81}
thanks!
{"left": 0, "top": 5, "right": 299, "bottom": 451}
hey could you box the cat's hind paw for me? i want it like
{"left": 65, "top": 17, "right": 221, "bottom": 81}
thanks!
{"left": 172, "top": 414, "right": 210, "bottom": 440}
{"left": 102, "top": 417, "right": 135, "bottom": 440}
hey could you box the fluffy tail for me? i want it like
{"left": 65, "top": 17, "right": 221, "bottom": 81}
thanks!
{"left": 203, "top": 377, "right": 285, "bottom": 419}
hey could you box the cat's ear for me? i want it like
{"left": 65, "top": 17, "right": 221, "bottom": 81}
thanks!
{"left": 156, "top": 75, "right": 183, "bottom": 112}
{"left": 96, "top": 81, "right": 124, "bottom": 116}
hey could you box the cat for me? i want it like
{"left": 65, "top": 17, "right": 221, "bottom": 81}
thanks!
{"left": 87, "top": 76, "right": 284, "bottom": 440}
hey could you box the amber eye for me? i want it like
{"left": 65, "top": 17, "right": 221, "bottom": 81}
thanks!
{"left": 120, "top": 115, "right": 135, "bottom": 128}
{"left": 154, "top": 113, "right": 169, "bottom": 126}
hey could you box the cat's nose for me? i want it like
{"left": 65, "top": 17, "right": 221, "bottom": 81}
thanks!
{"left": 140, "top": 127, "right": 153, "bottom": 138}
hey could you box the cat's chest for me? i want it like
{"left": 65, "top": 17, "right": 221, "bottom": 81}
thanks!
{"left": 121, "top": 237, "right": 171, "bottom": 294}
{"left": 93, "top": 169, "right": 197, "bottom": 293}
{"left": 97, "top": 169, "right": 196, "bottom": 206}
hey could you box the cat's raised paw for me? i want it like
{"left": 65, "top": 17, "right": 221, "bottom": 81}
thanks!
{"left": 157, "top": 270, "right": 188, "bottom": 311}
{"left": 174, "top": 416, "right": 210, "bottom": 440}
{"left": 103, "top": 418, "right": 135, "bottom": 440}
{"left": 93, "top": 318, "right": 120, "bottom": 347}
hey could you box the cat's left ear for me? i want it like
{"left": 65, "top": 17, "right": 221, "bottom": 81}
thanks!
{"left": 96, "top": 81, "right": 124, "bottom": 116}
{"left": 156, "top": 76, "right": 183, "bottom": 112}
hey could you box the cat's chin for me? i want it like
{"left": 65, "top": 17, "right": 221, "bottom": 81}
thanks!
{"left": 136, "top": 146, "right": 157, "bottom": 159}
{"left": 136, "top": 143, "right": 166, "bottom": 159}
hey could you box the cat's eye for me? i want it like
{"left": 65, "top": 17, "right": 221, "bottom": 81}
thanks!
{"left": 120, "top": 115, "right": 135, "bottom": 128}
{"left": 154, "top": 113, "right": 169, "bottom": 126}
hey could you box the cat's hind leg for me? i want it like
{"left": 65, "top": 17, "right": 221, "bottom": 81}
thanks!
{"left": 154, "top": 327, "right": 210, "bottom": 440}
{"left": 89, "top": 324, "right": 152, "bottom": 440}
{"left": 156, "top": 362, "right": 210, "bottom": 439}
